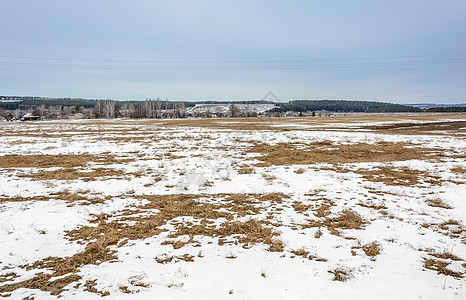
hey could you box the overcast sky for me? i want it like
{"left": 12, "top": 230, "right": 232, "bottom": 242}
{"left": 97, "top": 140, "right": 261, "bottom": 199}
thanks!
{"left": 1, "top": 0, "right": 465, "bottom": 103}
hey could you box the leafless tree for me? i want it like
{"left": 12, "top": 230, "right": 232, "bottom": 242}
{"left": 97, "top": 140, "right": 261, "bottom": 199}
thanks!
{"left": 228, "top": 104, "right": 240, "bottom": 117}
{"left": 93, "top": 100, "right": 103, "bottom": 118}
{"left": 103, "top": 99, "right": 118, "bottom": 118}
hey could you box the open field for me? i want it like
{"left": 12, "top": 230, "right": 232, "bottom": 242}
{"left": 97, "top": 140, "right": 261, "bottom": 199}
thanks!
{"left": 1, "top": 113, "right": 465, "bottom": 299}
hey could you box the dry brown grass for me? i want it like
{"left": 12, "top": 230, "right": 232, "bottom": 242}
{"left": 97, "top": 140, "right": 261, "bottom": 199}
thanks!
{"left": 314, "top": 228, "right": 323, "bottom": 239}
{"left": 451, "top": 166, "right": 466, "bottom": 174}
{"left": 362, "top": 242, "right": 381, "bottom": 257}
{"left": 355, "top": 166, "right": 442, "bottom": 186}
{"left": 314, "top": 203, "right": 332, "bottom": 218}
{"left": 357, "top": 201, "right": 387, "bottom": 210}
{"left": 292, "top": 201, "right": 311, "bottom": 213}
{"left": 0, "top": 272, "right": 82, "bottom": 295}
{"left": 0, "top": 195, "right": 51, "bottom": 203}
{"left": 295, "top": 168, "right": 305, "bottom": 174}
{"left": 424, "top": 258, "right": 463, "bottom": 278}
{"left": 155, "top": 254, "right": 195, "bottom": 264}
{"left": 168, "top": 218, "right": 283, "bottom": 251}
{"left": 1, "top": 193, "right": 289, "bottom": 296}
{"left": 291, "top": 248, "right": 310, "bottom": 259}
{"left": 0, "top": 154, "right": 95, "bottom": 168}
{"left": 289, "top": 248, "right": 327, "bottom": 261}
{"left": 0, "top": 191, "right": 108, "bottom": 205}
{"left": 426, "top": 198, "right": 452, "bottom": 209}
{"left": 131, "top": 114, "right": 466, "bottom": 132}
{"left": 329, "top": 267, "right": 353, "bottom": 281}
{"left": 248, "top": 142, "right": 439, "bottom": 166}
{"left": 0, "top": 154, "right": 132, "bottom": 169}
{"left": 307, "top": 209, "right": 366, "bottom": 236}
{"left": 0, "top": 273, "right": 18, "bottom": 284}
{"left": 238, "top": 166, "right": 255, "bottom": 174}
{"left": 364, "top": 120, "right": 466, "bottom": 134}
{"left": 19, "top": 167, "right": 132, "bottom": 181}
{"left": 429, "top": 251, "right": 462, "bottom": 261}
{"left": 83, "top": 279, "right": 110, "bottom": 296}
{"left": 422, "top": 219, "right": 465, "bottom": 241}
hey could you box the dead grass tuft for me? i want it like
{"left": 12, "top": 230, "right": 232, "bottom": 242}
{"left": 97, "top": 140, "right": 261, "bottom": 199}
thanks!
{"left": 429, "top": 252, "right": 462, "bottom": 261}
{"left": 424, "top": 258, "right": 463, "bottom": 279}
{"left": 329, "top": 267, "right": 353, "bottom": 282}
{"left": 83, "top": 279, "right": 110, "bottom": 296}
{"left": 314, "top": 228, "right": 323, "bottom": 239}
{"left": 357, "top": 201, "right": 387, "bottom": 210}
{"left": 426, "top": 198, "right": 452, "bottom": 209}
{"left": 451, "top": 166, "right": 466, "bottom": 174}
{"left": 292, "top": 201, "right": 311, "bottom": 213}
{"left": 314, "top": 204, "right": 332, "bottom": 218}
{"left": 268, "top": 238, "right": 284, "bottom": 252}
{"left": 0, "top": 273, "right": 18, "bottom": 284}
{"left": 295, "top": 168, "right": 305, "bottom": 174}
{"left": 326, "top": 210, "right": 365, "bottom": 236}
{"left": 238, "top": 166, "right": 255, "bottom": 174}
{"left": 155, "top": 254, "right": 194, "bottom": 264}
{"left": 291, "top": 248, "right": 310, "bottom": 259}
{"left": 308, "top": 209, "right": 365, "bottom": 236}
{"left": 362, "top": 242, "right": 381, "bottom": 257}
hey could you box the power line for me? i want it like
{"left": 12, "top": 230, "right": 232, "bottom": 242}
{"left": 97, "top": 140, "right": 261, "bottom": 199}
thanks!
{"left": 0, "top": 53, "right": 465, "bottom": 70}
{"left": 0, "top": 52, "right": 466, "bottom": 63}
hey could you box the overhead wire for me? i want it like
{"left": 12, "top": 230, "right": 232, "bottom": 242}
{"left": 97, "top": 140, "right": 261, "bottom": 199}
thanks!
{"left": 0, "top": 52, "right": 465, "bottom": 70}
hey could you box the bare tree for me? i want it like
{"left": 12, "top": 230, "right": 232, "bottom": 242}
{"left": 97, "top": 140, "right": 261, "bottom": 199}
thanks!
{"left": 155, "top": 98, "right": 162, "bottom": 118}
{"left": 228, "top": 104, "right": 240, "bottom": 117}
{"left": 93, "top": 101, "right": 103, "bottom": 118}
{"left": 13, "top": 109, "right": 21, "bottom": 119}
{"left": 103, "top": 99, "right": 118, "bottom": 118}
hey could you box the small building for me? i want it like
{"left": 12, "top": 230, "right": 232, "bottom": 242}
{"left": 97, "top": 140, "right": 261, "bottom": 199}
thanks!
{"left": 68, "top": 113, "right": 85, "bottom": 119}
{"left": 68, "top": 113, "right": 84, "bottom": 120}
{"left": 21, "top": 113, "right": 41, "bottom": 121}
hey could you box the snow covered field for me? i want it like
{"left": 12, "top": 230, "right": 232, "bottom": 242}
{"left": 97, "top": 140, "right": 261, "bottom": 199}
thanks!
{"left": 0, "top": 114, "right": 465, "bottom": 299}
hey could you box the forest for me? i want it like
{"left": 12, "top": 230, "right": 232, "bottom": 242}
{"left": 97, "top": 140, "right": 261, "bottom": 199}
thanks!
{"left": 273, "top": 100, "right": 422, "bottom": 113}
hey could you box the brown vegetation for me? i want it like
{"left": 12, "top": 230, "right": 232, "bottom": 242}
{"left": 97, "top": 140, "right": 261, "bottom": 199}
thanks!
{"left": 424, "top": 258, "right": 463, "bottom": 278}
{"left": 0, "top": 193, "right": 289, "bottom": 295}
{"left": 329, "top": 267, "right": 353, "bottom": 281}
{"left": 364, "top": 120, "right": 466, "bottom": 134}
{"left": 19, "top": 167, "right": 132, "bottom": 181}
{"left": 248, "top": 142, "right": 439, "bottom": 166}
{"left": 362, "top": 242, "right": 381, "bottom": 257}
{"left": 307, "top": 209, "right": 366, "bottom": 236}
{"left": 354, "top": 166, "right": 442, "bottom": 186}
{"left": 426, "top": 198, "right": 452, "bottom": 209}
{"left": 0, "top": 154, "right": 131, "bottom": 169}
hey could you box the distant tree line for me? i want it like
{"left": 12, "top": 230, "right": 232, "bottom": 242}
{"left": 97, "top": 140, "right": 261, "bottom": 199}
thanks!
{"left": 0, "top": 98, "right": 192, "bottom": 119}
{"left": 2, "top": 96, "right": 465, "bottom": 120}
{"left": 273, "top": 100, "right": 422, "bottom": 113}
{"left": 425, "top": 106, "right": 466, "bottom": 112}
